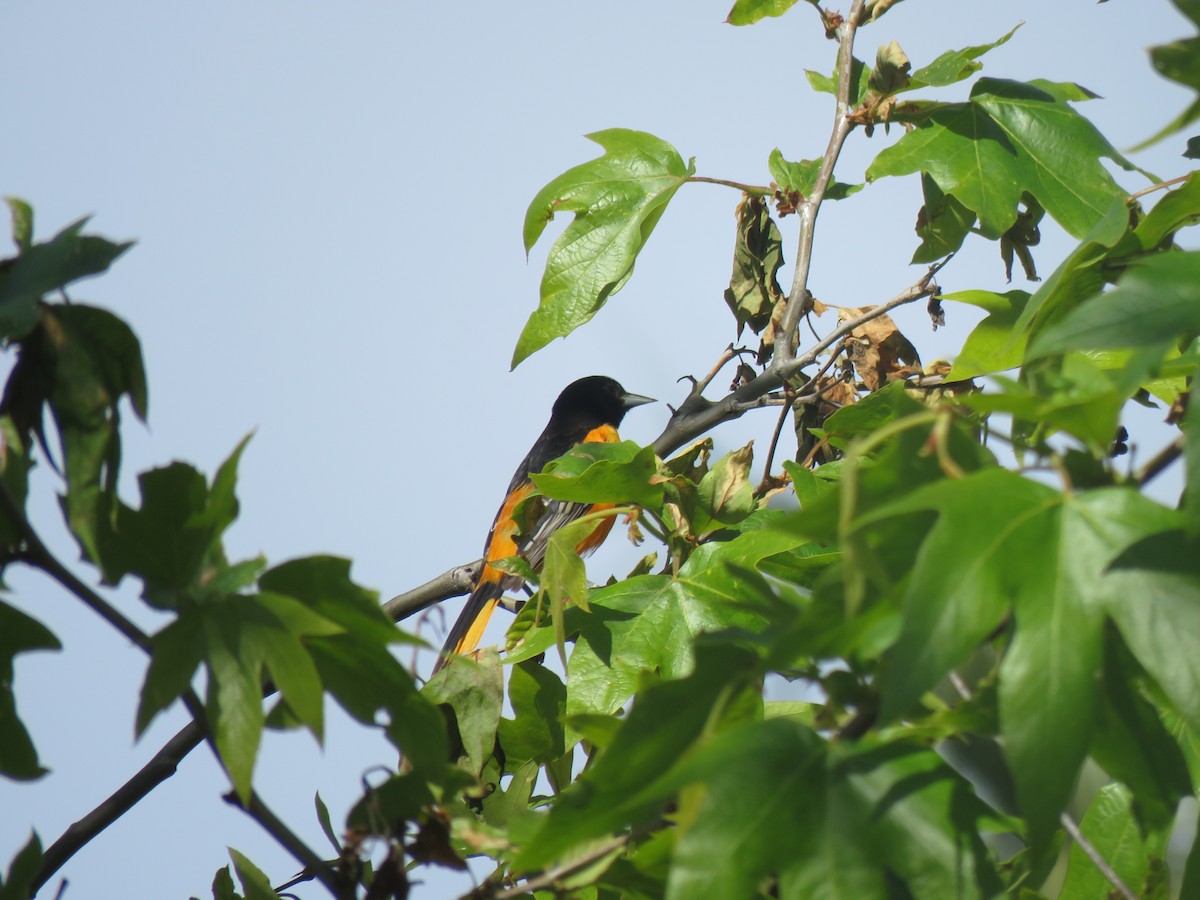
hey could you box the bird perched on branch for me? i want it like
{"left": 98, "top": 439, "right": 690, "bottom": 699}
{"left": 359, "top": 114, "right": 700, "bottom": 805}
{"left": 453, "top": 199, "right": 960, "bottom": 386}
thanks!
{"left": 433, "top": 375, "right": 654, "bottom": 672}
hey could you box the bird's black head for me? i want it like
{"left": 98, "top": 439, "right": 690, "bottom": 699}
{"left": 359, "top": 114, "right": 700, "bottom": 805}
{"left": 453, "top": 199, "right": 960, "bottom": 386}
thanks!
{"left": 551, "top": 375, "right": 654, "bottom": 428}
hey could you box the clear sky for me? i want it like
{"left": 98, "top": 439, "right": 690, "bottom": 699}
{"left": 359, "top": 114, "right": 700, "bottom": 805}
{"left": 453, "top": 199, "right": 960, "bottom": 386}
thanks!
{"left": 1, "top": 1, "right": 1193, "bottom": 897}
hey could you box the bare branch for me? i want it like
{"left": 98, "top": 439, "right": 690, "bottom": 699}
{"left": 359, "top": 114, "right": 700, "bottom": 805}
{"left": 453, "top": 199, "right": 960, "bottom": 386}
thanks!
{"left": 383, "top": 559, "right": 482, "bottom": 621}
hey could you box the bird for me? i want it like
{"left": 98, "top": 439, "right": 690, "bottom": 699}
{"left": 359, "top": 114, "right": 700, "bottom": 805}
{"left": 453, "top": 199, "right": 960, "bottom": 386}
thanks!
{"left": 433, "top": 375, "right": 654, "bottom": 672}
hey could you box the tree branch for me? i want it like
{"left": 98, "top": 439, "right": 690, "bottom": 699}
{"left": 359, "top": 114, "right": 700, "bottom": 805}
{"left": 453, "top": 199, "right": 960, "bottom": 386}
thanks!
{"left": 775, "top": 0, "right": 867, "bottom": 360}
{"left": 382, "top": 559, "right": 482, "bottom": 621}
{"left": 30, "top": 721, "right": 205, "bottom": 896}
{"left": 652, "top": 265, "right": 944, "bottom": 458}
{"left": 1134, "top": 436, "right": 1183, "bottom": 488}
{"left": 0, "top": 480, "right": 152, "bottom": 653}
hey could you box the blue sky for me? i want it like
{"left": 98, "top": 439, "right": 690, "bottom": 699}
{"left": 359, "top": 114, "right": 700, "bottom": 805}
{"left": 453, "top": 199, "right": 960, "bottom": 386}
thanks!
{"left": 1, "top": 1, "right": 1193, "bottom": 897}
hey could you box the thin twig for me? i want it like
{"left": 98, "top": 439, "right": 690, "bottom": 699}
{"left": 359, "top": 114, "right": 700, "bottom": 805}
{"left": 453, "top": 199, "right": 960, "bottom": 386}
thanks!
{"left": 758, "top": 383, "right": 798, "bottom": 491}
{"left": 1134, "top": 436, "right": 1183, "bottom": 487}
{"left": 652, "top": 265, "right": 943, "bottom": 458}
{"left": 223, "top": 792, "right": 351, "bottom": 900}
{"left": 1060, "top": 812, "right": 1139, "bottom": 900}
{"left": 2, "top": 476, "right": 343, "bottom": 897}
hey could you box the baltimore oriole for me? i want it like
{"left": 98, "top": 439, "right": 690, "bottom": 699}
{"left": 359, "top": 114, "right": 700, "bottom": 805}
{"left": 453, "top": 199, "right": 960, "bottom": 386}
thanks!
{"left": 434, "top": 375, "right": 654, "bottom": 671}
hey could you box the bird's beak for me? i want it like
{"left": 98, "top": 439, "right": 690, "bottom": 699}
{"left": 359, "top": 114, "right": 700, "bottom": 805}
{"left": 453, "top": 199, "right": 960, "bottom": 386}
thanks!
{"left": 621, "top": 391, "right": 655, "bottom": 409}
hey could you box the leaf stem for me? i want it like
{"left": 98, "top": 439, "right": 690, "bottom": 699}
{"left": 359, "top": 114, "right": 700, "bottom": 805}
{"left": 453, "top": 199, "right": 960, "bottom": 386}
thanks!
{"left": 687, "top": 175, "right": 774, "bottom": 195}
{"left": 1126, "top": 173, "right": 1190, "bottom": 203}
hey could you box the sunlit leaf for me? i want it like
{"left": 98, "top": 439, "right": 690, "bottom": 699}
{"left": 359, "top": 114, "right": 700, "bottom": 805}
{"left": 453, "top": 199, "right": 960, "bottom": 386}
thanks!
{"left": 726, "top": 0, "right": 816, "bottom": 26}
{"left": 515, "top": 130, "right": 693, "bottom": 366}
{"left": 869, "top": 79, "right": 1133, "bottom": 239}
{"left": 1028, "top": 251, "right": 1200, "bottom": 358}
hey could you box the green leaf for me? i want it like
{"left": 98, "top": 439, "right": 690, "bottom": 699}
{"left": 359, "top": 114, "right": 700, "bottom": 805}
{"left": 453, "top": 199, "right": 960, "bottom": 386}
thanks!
{"left": 228, "top": 849, "right": 277, "bottom": 900}
{"left": 664, "top": 719, "right": 827, "bottom": 900}
{"left": 255, "top": 606, "right": 325, "bottom": 740}
{"left": 999, "top": 489, "right": 1179, "bottom": 853}
{"left": 1108, "top": 531, "right": 1200, "bottom": 737}
{"left": 805, "top": 56, "right": 871, "bottom": 106}
{"left": 957, "top": 355, "right": 1127, "bottom": 449}
{"left": 0, "top": 603, "right": 60, "bottom": 780}
{"left": 907, "top": 26, "right": 1019, "bottom": 90}
{"left": 0, "top": 417, "right": 34, "bottom": 568}
{"left": 515, "top": 130, "right": 693, "bottom": 367}
{"left": 1028, "top": 252, "right": 1200, "bottom": 358}
{"left": 1130, "top": 170, "right": 1200, "bottom": 251}
{"left": 4, "top": 304, "right": 148, "bottom": 571}
{"left": 210, "top": 865, "right": 239, "bottom": 900}
{"left": 1013, "top": 197, "right": 1131, "bottom": 342}
{"left": 308, "top": 634, "right": 447, "bottom": 775}
{"left": 111, "top": 462, "right": 212, "bottom": 598}
{"left": 0, "top": 217, "right": 133, "bottom": 340}
{"left": 1091, "top": 633, "right": 1191, "bottom": 834}
{"left": 541, "top": 528, "right": 803, "bottom": 722}
{"left": 863, "top": 476, "right": 1178, "bottom": 853}
{"left": 767, "top": 150, "right": 862, "bottom": 203}
{"left": 423, "top": 647, "right": 503, "bottom": 775}
{"left": 868, "top": 79, "right": 1131, "bottom": 240}
{"left": 498, "top": 661, "right": 567, "bottom": 764}
{"left": 136, "top": 612, "right": 205, "bottom": 735}
{"left": 258, "top": 555, "right": 401, "bottom": 645}
{"left": 1186, "top": 379, "right": 1200, "bottom": 535}
{"left": 314, "top": 792, "right": 341, "bottom": 855}
{"left": 1058, "top": 785, "right": 1168, "bottom": 900}
{"left": 1136, "top": 31, "right": 1200, "bottom": 150}
{"left": 725, "top": 0, "right": 815, "bottom": 26}
{"left": 531, "top": 441, "right": 662, "bottom": 507}
{"left": 0, "top": 832, "right": 42, "bottom": 900}
{"left": 874, "top": 469, "right": 1054, "bottom": 724}
{"left": 829, "top": 742, "right": 1002, "bottom": 898}
{"left": 203, "top": 604, "right": 267, "bottom": 802}
{"left": 5, "top": 199, "right": 32, "bottom": 252}
{"left": 540, "top": 517, "right": 600, "bottom": 662}
{"left": 912, "top": 172, "right": 977, "bottom": 263}
{"left": 1182, "top": 796, "right": 1200, "bottom": 899}
{"left": 346, "top": 772, "right": 436, "bottom": 833}
{"left": 514, "top": 644, "right": 759, "bottom": 870}
{"left": 944, "top": 290, "right": 1031, "bottom": 379}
